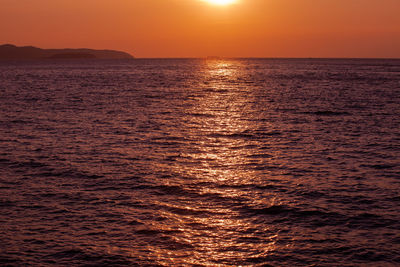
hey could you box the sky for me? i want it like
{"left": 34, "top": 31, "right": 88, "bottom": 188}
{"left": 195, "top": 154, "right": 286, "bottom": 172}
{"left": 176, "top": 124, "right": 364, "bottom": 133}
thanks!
{"left": 0, "top": 0, "right": 399, "bottom": 58}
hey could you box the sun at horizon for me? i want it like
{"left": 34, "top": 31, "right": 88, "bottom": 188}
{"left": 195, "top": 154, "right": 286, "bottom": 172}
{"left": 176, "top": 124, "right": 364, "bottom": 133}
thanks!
{"left": 203, "top": 0, "right": 238, "bottom": 6}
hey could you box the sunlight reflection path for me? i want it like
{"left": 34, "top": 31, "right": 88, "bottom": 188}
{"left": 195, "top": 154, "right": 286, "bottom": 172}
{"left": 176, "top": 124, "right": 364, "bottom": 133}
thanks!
{"left": 153, "top": 59, "right": 279, "bottom": 265}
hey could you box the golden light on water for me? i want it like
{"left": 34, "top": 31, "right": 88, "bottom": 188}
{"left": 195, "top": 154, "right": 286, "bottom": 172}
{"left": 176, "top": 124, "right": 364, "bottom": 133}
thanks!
{"left": 138, "top": 59, "right": 281, "bottom": 265}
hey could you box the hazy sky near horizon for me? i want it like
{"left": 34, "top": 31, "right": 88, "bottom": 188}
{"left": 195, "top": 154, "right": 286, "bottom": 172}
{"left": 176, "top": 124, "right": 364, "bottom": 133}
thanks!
{"left": 0, "top": 0, "right": 399, "bottom": 58}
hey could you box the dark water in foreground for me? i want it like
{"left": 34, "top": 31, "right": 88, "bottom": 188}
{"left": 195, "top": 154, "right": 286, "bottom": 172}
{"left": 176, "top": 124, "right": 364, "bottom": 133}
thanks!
{"left": 0, "top": 58, "right": 399, "bottom": 266}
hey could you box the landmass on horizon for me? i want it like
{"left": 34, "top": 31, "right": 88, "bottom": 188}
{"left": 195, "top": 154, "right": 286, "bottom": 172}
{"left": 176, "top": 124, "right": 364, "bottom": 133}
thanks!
{"left": 0, "top": 44, "right": 134, "bottom": 60}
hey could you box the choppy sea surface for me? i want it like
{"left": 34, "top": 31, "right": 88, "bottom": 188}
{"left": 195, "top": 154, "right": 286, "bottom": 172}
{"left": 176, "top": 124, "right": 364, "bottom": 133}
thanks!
{"left": 0, "top": 58, "right": 399, "bottom": 266}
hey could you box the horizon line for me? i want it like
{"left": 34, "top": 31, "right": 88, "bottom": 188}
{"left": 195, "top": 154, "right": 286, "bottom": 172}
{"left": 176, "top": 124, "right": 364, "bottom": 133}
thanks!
{"left": 131, "top": 57, "right": 400, "bottom": 60}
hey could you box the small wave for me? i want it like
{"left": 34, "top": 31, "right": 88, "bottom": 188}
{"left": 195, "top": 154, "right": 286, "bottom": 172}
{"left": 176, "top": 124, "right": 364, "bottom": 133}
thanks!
{"left": 9, "top": 160, "right": 47, "bottom": 169}
{"left": 304, "top": 111, "right": 351, "bottom": 116}
{"left": 7, "top": 119, "right": 34, "bottom": 124}
{"left": 361, "top": 164, "right": 396, "bottom": 170}
{"left": 208, "top": 130, "right": 281, "bottom": 140}
{"left": 0, "top": 158, "right": 11, "bottom": 164}
{"left": 165, "top": 205, "right": 208, "bottom": 216}
{"left": 153, "top": 184, "right": 192, "bottom": 196}
{"left": 33, "top": 170, "right": 104, "bottom": 180}
{"left": 188, "top": 112, "right": 215, "bottom": 118}
{"left": 247, "top": 153, "right": 273, "bottom": 159}
{"left": 134, "top": 226, "right": 182, "bottom": 236}
{"left": 0, "top": 255, "right": 22, "bottom": 266}
{"left": 47, "top": 248, "right": 133, "bottom": 266}
{"left": 0, "top": 200, "right": 16, "bottom": 207}
{"left": 249, "top": 205, "right": 293, "bottom": 215}
{"left": 255, "top": 131, "right": 282, "bottom": 136}
{"left": 207, "top": 132, "right": 254, "bottom": 139}
{"left": 346, "top": 213, "right": 398, "bottom": 229}
{"left": 242, "top": 203, "right": 397, "bottom": 229}
{"left": 348, "top": 249, "right": 392, "bottom": 263}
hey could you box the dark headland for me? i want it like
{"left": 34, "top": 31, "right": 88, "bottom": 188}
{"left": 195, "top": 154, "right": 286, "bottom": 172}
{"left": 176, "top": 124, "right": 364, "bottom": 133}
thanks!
{"left": 0, "top": 44, "right": 134, "bottom": 60}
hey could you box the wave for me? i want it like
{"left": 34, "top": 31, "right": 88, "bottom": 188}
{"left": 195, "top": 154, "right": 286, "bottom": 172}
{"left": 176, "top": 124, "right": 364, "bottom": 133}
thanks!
{"left": 242, "top": 204, "right": 399, "bottom": 229}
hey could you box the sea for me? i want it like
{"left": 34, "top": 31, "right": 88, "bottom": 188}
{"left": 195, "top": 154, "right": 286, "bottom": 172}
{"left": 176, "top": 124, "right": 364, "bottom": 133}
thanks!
{"left": 0, "top": 58, "right": 399, "bottom": 266}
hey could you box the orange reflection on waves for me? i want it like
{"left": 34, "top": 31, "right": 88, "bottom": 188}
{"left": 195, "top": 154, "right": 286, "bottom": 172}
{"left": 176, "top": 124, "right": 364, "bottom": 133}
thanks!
{"left": 148, "top": 59, "right": 278, "bottom": 265}
{"left": 143, "top": 201, "right": 278, "bottom": 266}
{"left": 181, "top": 59, "right": 263, "bottom": 184}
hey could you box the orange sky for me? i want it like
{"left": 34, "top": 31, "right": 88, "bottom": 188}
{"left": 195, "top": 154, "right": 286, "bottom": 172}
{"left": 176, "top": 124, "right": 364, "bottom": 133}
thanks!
{"left": 1, "top": 0, "right": 399, "bottom": 58}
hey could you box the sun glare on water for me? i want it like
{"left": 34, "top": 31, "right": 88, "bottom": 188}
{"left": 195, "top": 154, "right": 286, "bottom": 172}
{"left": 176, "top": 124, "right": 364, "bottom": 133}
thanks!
{"left": 203, "top": 0, "right": 238, "bottom": 6}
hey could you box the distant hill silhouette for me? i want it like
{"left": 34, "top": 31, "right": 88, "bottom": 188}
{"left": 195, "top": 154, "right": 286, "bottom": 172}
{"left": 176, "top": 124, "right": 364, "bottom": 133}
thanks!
{"left": 0, "top": 44, "right": 134, "bottom": 60}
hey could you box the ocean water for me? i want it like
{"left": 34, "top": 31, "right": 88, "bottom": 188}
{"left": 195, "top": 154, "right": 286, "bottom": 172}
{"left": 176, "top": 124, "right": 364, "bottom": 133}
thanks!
{"left": 0, "top": 58, "right": 399, "bottom": 266}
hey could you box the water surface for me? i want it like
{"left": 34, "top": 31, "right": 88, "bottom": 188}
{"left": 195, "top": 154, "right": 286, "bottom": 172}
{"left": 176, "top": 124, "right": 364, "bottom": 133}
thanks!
{"left": 0, "top": 58, "right": 399, "bottom": 266}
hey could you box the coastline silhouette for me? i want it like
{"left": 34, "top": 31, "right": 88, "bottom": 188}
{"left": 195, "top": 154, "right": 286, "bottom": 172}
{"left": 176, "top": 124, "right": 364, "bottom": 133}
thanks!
{"left": 0, "top": 44, "right": 134, "bottom": 60}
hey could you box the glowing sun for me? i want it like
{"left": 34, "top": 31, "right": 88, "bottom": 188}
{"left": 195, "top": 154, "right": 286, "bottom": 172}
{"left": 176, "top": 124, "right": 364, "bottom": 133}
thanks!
{"left": 203, "top": 0, "right": 237, "bottom": 6}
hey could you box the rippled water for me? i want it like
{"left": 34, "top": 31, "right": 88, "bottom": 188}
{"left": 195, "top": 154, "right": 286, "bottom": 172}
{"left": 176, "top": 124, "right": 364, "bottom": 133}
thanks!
{"left": 0, "top": 58, "right": 399, "bottom": 266}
